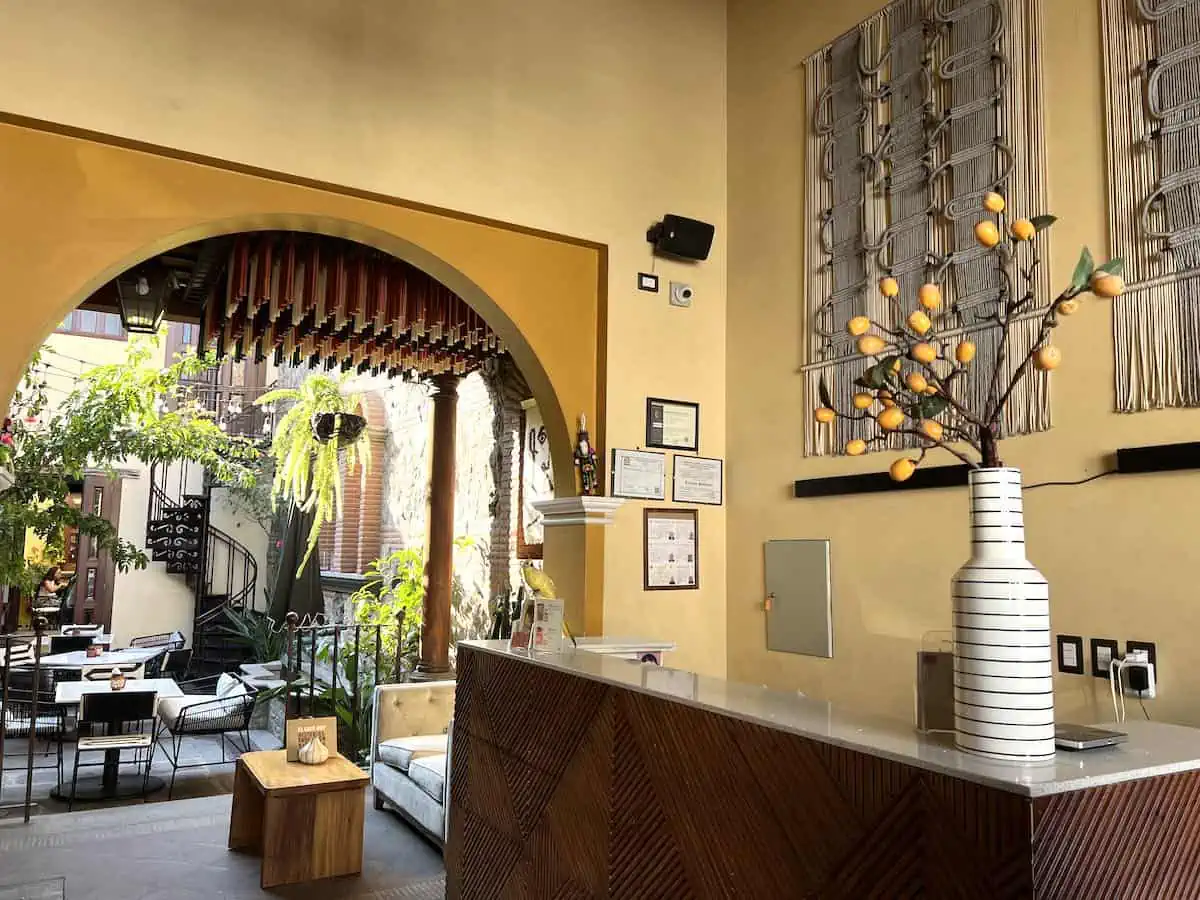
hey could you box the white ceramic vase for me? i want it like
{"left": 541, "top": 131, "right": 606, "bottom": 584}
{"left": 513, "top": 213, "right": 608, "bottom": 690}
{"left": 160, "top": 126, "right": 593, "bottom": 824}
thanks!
{"left": 951, "top": 467, "right": 1055, "bottom": 761}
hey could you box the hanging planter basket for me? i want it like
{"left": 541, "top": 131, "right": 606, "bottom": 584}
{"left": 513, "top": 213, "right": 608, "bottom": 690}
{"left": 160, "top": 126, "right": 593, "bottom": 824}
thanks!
{"left": 311, "top": 413, "right": 367, "bottom": 447}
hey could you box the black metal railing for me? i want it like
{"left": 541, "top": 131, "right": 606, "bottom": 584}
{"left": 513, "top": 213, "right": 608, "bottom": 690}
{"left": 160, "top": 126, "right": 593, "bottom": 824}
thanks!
{"left": 281, "top": 613, "right": 410, "bottom": 766}
{"left": 0, "top": 618, "right": 51, "bottom": 823}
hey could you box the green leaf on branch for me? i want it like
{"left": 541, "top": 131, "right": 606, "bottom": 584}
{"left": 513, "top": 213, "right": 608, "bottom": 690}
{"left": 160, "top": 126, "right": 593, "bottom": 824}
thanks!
{"left": 1030, "top": 215, "right": 1057, "bottom": 232}
{"left": 1096, "top": 257, "right": 1124, "bottom": 277}
{"left": 916, "top": 395, "right": 949, "bottom": 419}
{"left": 818, "top": 377, "right": 833, "bottom": 410}
{"left": 858, "top": 364, "right": 889, "bottom": 390}
{"left": 882, "top": 356, "right": 901, "bottom": 385}
{"left": 1070, "top": 246, "right": 1095, "bottom": 293}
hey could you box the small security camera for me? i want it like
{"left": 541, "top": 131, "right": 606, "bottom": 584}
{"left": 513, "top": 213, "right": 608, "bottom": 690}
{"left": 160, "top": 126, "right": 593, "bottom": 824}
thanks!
{"left": 670, "top": 282, "right": 694, "bottom": 307}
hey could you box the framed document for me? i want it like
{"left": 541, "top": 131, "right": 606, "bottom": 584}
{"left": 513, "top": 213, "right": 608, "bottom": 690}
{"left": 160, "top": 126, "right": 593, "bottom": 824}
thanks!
{"left": 644, "top": 508, "right": 698, "bottom": 591}
{"left": 672, "top": 455, "right": 723, "bottom": 506}
{"left": 611, "top": 449, "right": 667, "bottom": 500}
{"left": 645, "top": 397, "right": 699, "bottom": 452}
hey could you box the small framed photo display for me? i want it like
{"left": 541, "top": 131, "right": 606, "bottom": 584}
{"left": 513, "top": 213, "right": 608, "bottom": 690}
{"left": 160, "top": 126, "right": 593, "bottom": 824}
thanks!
{"left": 672, "top": 455, "right": 723, "bottom": 506}
{"left": 1056, "top": 634, "right": 1084, "bottom": 675}
{"left": 645, "top": 397, "right": 699, "bottom": 452}
{"left": 644, "top": 508, "right": 698, "bottom": 591}
{"left": 286, "top": 716, "right": 338, "bottom": 762}
{"left": 611, "top": 449, "right": 667, "bottom": 500}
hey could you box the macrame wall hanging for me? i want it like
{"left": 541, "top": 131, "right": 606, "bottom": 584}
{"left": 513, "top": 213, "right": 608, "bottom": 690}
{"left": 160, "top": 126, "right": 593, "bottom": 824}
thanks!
{"left": 801, "top": 0, "right": 1050, "bottom": 457}
{"left": 1100, "top": 0, "right": 1200, "bottom": 412}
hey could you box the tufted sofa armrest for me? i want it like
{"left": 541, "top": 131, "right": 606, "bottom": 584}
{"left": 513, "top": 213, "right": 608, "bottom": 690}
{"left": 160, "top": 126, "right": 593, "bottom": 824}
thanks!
{"left": 371, "top": 681, "right": 456, "bottom": 763}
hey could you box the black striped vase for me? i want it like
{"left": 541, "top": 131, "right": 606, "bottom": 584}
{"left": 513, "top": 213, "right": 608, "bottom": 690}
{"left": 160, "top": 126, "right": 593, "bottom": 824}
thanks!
{"left": 952, "top": 467, "right": 1055, "bottom": 761}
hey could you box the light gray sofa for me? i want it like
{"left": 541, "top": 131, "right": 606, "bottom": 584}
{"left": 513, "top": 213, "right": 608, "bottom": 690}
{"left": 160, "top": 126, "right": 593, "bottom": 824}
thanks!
{"left": 370, "top": 681, "right": 456, "bottom": 847}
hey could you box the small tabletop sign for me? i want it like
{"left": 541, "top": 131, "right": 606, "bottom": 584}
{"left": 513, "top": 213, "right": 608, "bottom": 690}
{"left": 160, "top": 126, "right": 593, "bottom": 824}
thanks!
{"left": 286, "top": 716, "right": 338, "bottom": 763}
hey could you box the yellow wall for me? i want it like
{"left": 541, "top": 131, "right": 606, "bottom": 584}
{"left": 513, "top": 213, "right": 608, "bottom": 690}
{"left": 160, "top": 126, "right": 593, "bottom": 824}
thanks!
{"left": 728, "top": 0, "right": 1200, "bottom": 725}
{"left": 0, "top": 0, "right": 728, "bottom": 675}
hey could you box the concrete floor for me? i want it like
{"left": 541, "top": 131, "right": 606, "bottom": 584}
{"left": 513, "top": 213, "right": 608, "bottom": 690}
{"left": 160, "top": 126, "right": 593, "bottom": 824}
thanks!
{"left": 0, "top": 731, "right": 280, "bottom": 817}
{"left": 0, "top": 792, "right": 446, "bottom": 899}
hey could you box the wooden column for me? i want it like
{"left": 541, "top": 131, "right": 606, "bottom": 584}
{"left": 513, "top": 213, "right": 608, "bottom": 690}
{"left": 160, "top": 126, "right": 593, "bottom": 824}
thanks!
{"left": 416, "top": 374, "right": 459, "bottom": 680}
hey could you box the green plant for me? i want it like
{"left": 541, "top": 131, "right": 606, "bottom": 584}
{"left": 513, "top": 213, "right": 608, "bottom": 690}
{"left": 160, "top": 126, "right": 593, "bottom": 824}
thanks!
{"left": 0, "top": 339, "right": 261, "bottom": 595}
{"left": 217, "top": 605, "right": 287, "bottom": 663}
{"left": 255, "top": 374, "right": 370, "bottom": 574}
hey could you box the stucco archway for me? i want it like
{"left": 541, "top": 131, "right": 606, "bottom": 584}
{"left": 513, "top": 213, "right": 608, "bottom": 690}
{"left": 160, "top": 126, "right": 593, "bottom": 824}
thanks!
{"left": 0, "top": 120, "right": 607, "bottom": 494}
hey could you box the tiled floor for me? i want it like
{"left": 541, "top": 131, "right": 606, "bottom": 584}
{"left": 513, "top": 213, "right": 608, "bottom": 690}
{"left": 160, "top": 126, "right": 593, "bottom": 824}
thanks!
{"left": 0, "top": 731, "right": 279, "bottom": 817}
{"left": 0, "top": 793, "right": 447, "bottom": 899}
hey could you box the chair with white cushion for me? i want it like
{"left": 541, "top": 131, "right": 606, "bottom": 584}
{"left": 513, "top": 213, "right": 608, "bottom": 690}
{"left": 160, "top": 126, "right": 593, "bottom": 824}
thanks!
{"left": 68, "top": 690, "right": 156, "bottom": 811}
{"left": 152, "top": 672, "right": 256, "bottom": 798}
{"left": 370, "top": 681, "right": 456, "bottom": 847}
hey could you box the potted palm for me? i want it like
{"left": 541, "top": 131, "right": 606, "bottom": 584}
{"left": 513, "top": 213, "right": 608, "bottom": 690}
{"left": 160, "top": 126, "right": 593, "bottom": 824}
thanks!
{"left": 814, "top": 195, "right": 1125, "bottom": 762}
{"left": 256, "top": 374, "right": 371, "bottom": 574}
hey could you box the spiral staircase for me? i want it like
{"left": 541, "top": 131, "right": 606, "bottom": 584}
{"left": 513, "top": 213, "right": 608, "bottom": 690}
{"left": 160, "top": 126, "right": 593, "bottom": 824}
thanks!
{"left": 146, "top": 460, "right": 259, "bottom": 675}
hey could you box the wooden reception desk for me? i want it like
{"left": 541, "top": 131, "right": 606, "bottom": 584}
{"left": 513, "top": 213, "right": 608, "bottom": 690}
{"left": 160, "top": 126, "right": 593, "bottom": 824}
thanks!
{"left": 447, "top": 640, "right": 1200, "bottom": 899}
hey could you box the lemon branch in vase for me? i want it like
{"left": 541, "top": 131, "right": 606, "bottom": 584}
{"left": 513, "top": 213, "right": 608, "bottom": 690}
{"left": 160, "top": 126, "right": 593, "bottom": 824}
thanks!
{"left": 814, "top": 193, "right": 1126, "bottom": 478}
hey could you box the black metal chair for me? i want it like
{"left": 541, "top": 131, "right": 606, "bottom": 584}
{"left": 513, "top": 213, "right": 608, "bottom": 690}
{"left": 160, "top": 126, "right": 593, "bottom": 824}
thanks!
{"left": 129, "top": 632, "right": 186, "bottom": 651}
{"left": 161, "top": 649, "right": 193, "bottom": 681}
{"left": 48, "top": 635, "right": 92, "bottom": 655}
{"left": 152, "top": 673, "right": 256, "bottom": 799}
{"left": 68, "top": 690, "right": 157, "bottom": 811}
{"left": 1, "top": 668, "right": 70, "bottom": 783}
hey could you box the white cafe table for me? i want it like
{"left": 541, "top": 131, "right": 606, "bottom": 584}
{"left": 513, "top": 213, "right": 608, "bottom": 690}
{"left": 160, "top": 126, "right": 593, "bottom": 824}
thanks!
{"left": 36, "top": 647, "right": 165, "bottom": 670}
{"left": 51, "top": 677, "right": 182, "bottom": 801}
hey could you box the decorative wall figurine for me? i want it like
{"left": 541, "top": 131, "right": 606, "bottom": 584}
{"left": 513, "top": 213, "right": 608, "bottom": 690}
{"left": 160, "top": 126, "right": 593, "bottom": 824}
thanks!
{"left": 574, "top": 413, "right": 599, "bottom": 496}
{"left": 801, "top": 0, "right": 1050, "bottom": 456}
{"left": 1100, "top": 0, "right": 1200, "bottom": 411}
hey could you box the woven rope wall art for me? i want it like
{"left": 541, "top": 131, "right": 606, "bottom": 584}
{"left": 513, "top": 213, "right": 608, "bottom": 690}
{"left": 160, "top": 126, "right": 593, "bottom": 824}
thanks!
{"left": 802, "top": 0, "right": 1051, "bottom": 457}
{"left": 1100, "top": 0, "right": 1200, "bottom": 412}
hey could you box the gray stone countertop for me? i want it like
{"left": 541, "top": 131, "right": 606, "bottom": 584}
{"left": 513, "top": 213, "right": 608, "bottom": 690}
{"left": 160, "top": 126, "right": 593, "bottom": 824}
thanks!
{"left": 460, "top": 639, "right": 1200, "bottom": 798}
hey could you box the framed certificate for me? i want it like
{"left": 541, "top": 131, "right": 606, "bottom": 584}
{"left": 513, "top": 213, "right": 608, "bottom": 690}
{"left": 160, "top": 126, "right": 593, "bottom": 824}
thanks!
{"left": 645, "top": 397, "right": 699, "bottom": 452}
{"left": 611, "top": 449, "right": 667, "bottom": 500}
{"left": 672, "top": 456, "right": 723, "bottom": 506}
{"left": 644, "top": 508, "right": 698, "bottom": 591}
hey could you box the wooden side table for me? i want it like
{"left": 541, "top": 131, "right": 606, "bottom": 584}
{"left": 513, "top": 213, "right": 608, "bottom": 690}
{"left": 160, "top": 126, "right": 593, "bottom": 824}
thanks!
{"left": 228, "top": 749, "right": 370, "bottom": 889}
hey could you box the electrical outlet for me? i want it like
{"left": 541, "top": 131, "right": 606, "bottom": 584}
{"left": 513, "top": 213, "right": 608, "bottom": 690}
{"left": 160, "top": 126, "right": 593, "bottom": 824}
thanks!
{"left": 1126, "top": 639, "right": 1157, "bottom": 670}
{"left": 669, "top": 282, "right": 693, "bottom": 307}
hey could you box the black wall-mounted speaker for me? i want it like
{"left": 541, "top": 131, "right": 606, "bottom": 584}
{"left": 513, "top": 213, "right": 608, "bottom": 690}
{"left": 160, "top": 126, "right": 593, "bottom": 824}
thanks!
{"left": 646, "top": 215, "right": 714, "bottom": 261}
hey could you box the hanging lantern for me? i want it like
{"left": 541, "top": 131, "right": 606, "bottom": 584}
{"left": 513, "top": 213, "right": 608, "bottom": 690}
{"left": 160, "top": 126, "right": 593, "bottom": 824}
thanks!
{"left": 115, "top": 268, "right": 178, "bottom": 334}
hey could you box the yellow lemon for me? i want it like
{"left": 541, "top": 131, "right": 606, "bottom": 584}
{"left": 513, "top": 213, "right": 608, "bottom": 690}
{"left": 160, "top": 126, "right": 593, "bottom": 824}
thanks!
{"left": 974, "top": 220, "right": 1001, "bottom": 248}
{"left": 847, "top": 316, "right": 872, "bottom": 336}
{"left": 879, "top": 276, "right": 900, "bottom": 298}
{"left": 920, "top": 419, "right": 944, "bottom": 442}
{"left": 877, "top": 406, "right": 905, "bottom": 431}
{"left": 857, "top": 334, "right": 886, "bottom": 355}
{"left": 1091, "top": 273, "right": 1126, "bottom": 298}
{"left": 907, "top": 311, "right": 932, "bottom": 335}
{"left": 918, "top": 283, "right": 942, "bottom": 310}
{"left": 852, "top": 392, "right": 874, "bottom": 410}
{"left": 814, "top": 407, "right": 836, "bottom": 424}
{"left": 923, "top": 385, "right": 939, "bottom": 396}
{"left": 889, "top": 458, "right": 917, "bottom": 482}
{"left": 955, "top": 340, "right": 977, "bottom": 365}
{"left": 983, "top": 192, "right": 1006, "bottom": 214}
{"left": 891, "top": 358, "right": 903, "bottom": 374}
{"left": 1010, "top": 218, "right": 1036, "bottom": 241}
{"left": 905, "top": 372, "right": 928, "bottom": 393}
{"left": 1058, "top": 298, "right": 1081, "bottom": 316}
{"left": 911, "top": 342, "right": 938, "bottom": 365}
{"left": 845, "top": 439, "right": 867, "bottom": 457}
{"left": 1034, "top": 346, "right": 1062, "bottom": 371}
{"left": 877, "top": 389, "right": 895, "bottom": 408}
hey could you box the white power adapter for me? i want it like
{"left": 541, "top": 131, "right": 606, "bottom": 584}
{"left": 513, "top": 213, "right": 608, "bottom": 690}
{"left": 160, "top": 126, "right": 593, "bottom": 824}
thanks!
{"left": 1110, "top": 650, "right": 1156, "bottom": 723}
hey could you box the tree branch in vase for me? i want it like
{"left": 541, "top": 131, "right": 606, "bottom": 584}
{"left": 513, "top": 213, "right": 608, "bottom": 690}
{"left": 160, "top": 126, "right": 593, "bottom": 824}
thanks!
{"left": 815, "top": 193, "right": 1125, "bottom": 477}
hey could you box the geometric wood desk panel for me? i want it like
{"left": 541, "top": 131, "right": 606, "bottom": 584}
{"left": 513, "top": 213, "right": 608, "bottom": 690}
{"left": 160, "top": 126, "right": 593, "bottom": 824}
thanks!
{"left": 448, "top": 644, "right": 1200, "bottom": 899}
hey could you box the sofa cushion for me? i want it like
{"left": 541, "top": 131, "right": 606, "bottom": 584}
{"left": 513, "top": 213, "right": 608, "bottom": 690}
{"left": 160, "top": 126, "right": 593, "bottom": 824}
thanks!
{"left": 407, "top": 753, "right": 446, "bottom": 803}
{"left": 215, "top": 673, "right": 245, "bottom": 699}
{"left": 373, "top": 760, "right": 444, "bottom": 841}
{"left": 378, "top": 734, "right": 447, "bottom": 772}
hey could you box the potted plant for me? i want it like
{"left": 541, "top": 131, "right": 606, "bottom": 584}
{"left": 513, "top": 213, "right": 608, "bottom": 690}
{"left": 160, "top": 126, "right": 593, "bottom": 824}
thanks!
{"left": 814, "top": 194, "right": 1125, "bottom": 762}
{"left": 255, "top": 374, "right": 371, "bottom": 574}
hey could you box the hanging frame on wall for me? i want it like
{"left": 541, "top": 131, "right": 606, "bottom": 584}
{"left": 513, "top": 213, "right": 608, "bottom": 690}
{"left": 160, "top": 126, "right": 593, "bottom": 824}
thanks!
{"left": 645, "top": 397, "right": 699, "bottom": 452}
{"left": 800, "top": 0, "right": 1051, "bottom": 458}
